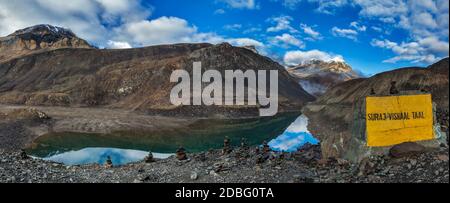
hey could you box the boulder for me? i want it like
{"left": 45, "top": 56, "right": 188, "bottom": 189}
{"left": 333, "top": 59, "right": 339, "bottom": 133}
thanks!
{"left": 389, "top": 142, "right": 426, "bottom": 158}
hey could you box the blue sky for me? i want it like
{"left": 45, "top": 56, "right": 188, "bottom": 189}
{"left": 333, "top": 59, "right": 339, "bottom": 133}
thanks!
{"left": 0, "top": 0, "right": 448, "bottom": 75}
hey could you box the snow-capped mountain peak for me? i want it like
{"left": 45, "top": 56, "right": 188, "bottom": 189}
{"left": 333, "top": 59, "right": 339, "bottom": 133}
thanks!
{"left": 9, "top": 24, "right": 76, "bottom": 38}
{"left": 1, "top": 24, "right": 93, "bottom": 62}
{"left": 287, "top": 59, "right": 361, "bottom": 96}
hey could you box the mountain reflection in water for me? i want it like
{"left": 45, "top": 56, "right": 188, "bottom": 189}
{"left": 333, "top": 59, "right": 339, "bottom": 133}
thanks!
{"left": 42, "top": 148, "right": 172, "bottom": 166}
{"left": 269, "top": 115, "right": 319, "bottom": 152}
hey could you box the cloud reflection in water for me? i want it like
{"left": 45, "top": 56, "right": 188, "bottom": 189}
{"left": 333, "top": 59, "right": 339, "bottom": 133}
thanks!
{"left": 44, "top": 148, "right": 172, "bottom": 166}
{"left": 269, "top": 115, "right": 319, "bottom": 152}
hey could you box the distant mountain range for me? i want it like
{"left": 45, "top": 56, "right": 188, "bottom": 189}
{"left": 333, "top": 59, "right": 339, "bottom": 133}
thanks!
{"left": 0, "top": 25, "right": 314, "bottom": 117}
{"left": 287, "top": 60, "right": 361, "bottom": 96}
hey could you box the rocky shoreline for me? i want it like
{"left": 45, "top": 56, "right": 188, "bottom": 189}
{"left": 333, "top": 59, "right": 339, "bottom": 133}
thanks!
{"left": 1, "top": 143, "right": 448, "bottom": 183}
{"left": 1, "top": 106, "right": 449, "bottom": 183}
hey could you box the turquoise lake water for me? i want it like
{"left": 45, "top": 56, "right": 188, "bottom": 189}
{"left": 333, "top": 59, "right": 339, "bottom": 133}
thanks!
{"left": 27, "top": 113, "right": 319, "bottom": 165}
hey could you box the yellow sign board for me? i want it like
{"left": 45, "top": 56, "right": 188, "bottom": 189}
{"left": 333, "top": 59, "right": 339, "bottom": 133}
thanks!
{"left": 366, "top": 94, "right": 434, "bottom": 147}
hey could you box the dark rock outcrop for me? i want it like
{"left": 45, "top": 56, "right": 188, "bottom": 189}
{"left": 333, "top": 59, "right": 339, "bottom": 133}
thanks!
{"left": 389, "top": 142, "right": 426, "bottom": 158}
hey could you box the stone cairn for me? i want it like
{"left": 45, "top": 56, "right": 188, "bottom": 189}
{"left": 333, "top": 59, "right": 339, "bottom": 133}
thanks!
{"left": 254, "top": 146, "right": 260, "bottom": 154}
{"left": 262, "top": 140, "right": 271, "bottom": 153}
{"left": 240, "top": 138, "right": 249, "bottom": 149}
{"left": 20, "top": 149, "right": 29, "bottom": 160}
{"left": 389, "top": 81, "right": 399, "bottom": 95}
{"left": 222, "top": 136, "right": 232, "bottom": 155}
{"left": 176, "top": 146, "right": 187, "bottom": 161}
{"left": 420, "top": 85, "right": 432, "bottom": 93}
{"left": 256, "top": 141, "right": 272, "bottom": 164}
{"left": 235, "top": 137, "right": 249, "bottom": 159}
{"left": 144, "top": 151, "right": 155, "bottom": 163}
{"left": 105, "top": 156, "right": 113, "bottom": 168}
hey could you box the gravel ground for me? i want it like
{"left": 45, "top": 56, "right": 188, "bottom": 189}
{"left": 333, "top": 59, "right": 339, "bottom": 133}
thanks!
{"left": 0, "top": 144, "right": 448, "bottom": 183}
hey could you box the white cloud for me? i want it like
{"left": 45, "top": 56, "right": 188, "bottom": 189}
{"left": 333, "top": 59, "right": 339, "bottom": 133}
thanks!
{"left": 274, "top": 0, "right": 348, "bottom": 13}
{"left": 115, "top": 17, "right": 199, "bottom": 46}
{"left": 223, "top": 24, "right": 242, "bottom": 31}
{"left": 285, "top": 114, "right": 310, "bottom": 133}
{"left": 371, "top": 39, "right": 421, "bottom": 55}
{"left": 355, "top": 0, "right": 408, "bottom": 17}
{"left": 107, "top": 40, "right": 132, "bottom": 49}
{"left": 2, "top": 0, "right": 447, "bottom": 67}
{"left": 274, "top": 0, "right": 448, "bottom": 44}
{"left": 300, "top": 23, "right": 322, "bottom": 40}
{"left": 282, "top": 0, "right": 302, "bottom": 10}
{"left": 243, "top": 27, "right": 262, "bottom": 34}
{"left": 418, "top": 37, "right": 450, "bottom": 55}
{"left": 114, "top": 16, "right": 264, "bottom": 50}
{"left": 412, "top": 12, "right": 438, "bottom": 29}
{"left": 218, "top": 0, "right": 259, "bottom": 10}
{"left": 409, "top": 0, "right": 438, "bottom": 12}
{"left": 227, "top": 38, "right": 264, "bottom": 48}
{"left": 226, "top": 38, "right": 266, "bottom": 55}
{"left": 214, "top": 9, "right": 226, "bottom": 15}
{"left": 0, "top": 0, "right": 150, "bottom": 46}
{"left": 382, "top": 54, "right": 438, "bottom": 64}
{"left": 284, "top": 49, "right": 345, "bottom": 65}
{"left": 266, "top": 15, "right": 298, "bottom": 33}
{"left": 0, "top": 0, "right": 266, "bottom": 52}
{"left": 299, "top": 0, "right": 449, "bottom": 64}
{"left": 269, "top": 0, "right": 448, "bottom": 64}
{"left": 371, "top": 38, "right": 448, "bottom": 64}
{"left": 307, "top": 0, "right": 349, "bottom": 14}
{"left": 378, "top": 17, "right": 395, "bottom": 23}
{"left": 96, "top": 0, "right": 150, "bottom": 23}
{"left": 0, "top": 1, "right": 264, "bottom": 51}
{"left": 350, "top": 21, "right": 367, "bottom": 31}
{"left": 354, "top": 0, "right": 447, "bottom": 41}
{"left": 371, "top": 26, "right": 383, "bottom": 32}
{"left": 270, "top": 33, "right": 305, "bottom": 49}
{"left": 331, "top": 26, "right": 358, "bottom": 41}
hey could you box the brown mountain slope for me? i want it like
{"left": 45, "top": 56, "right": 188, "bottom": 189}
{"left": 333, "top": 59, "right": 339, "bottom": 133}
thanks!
{"left": 303, "top": 58, "right": 449, "bottom": 162}
{"left": 0, "top": 26, "right": 314, "bottom": 117}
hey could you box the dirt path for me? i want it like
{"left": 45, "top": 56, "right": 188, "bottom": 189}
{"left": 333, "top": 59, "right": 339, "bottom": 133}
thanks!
{"left": 1, "top": 105, "right": 195, "bottom": 133}
{"left": 0, "top": 105, "right": 196, "bottom": 150}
